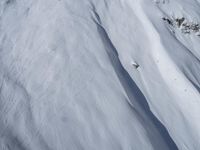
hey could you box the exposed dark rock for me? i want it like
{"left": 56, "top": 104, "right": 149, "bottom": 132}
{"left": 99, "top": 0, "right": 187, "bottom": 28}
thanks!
{"left": 162, "top": 16, "right": 200, "bottom": 36}
{"left": 175, "top": 17, "right": 185, "bottom": 27}
{"left": 162, "top": 17, "right": 173, "bottom": 26}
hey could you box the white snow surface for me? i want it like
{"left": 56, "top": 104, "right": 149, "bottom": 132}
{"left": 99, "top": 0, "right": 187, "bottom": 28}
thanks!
{"left": 0, "top": 0, "right": 200, "bottom": 149}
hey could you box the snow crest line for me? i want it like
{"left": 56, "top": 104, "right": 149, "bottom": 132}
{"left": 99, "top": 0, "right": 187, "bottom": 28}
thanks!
{"left": 91, "top": 7, "right": 178, "bottom": 150}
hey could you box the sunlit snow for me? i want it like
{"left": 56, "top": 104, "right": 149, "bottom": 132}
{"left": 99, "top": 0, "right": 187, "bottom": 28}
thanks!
{"left": 0, "top": 0, "right": 200, "bottom": 149}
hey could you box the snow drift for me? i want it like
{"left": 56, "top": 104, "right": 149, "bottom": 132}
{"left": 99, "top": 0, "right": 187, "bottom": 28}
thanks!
{"left": 0, "top": 0, "right": 200, "bottom": 149}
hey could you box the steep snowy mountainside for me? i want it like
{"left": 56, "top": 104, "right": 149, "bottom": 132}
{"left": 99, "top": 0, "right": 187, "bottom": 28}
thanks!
{"left": 93, "top": 1, "right": 200, "bottom": 148}
{"left": 0, "top": 0, "right": 200, "bottom": 150}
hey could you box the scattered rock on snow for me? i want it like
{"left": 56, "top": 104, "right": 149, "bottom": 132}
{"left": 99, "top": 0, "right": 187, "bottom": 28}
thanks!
{"left": 162, "top": 16, "right": 200, "bottom": 36}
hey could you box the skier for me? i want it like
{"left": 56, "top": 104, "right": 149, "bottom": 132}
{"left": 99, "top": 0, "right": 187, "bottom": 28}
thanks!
{"left": 132, "top": 62, "right": 139, "bottom": 69}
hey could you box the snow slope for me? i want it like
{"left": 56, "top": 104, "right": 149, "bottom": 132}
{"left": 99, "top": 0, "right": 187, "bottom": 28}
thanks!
{"left": 0, "top": 0, "right": 200, "bottom": 149}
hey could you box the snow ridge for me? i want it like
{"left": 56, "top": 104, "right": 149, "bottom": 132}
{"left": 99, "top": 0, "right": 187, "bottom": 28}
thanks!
{"left": 0, "top": 0, "right": 200, "bottom": 149}
{"left": 91, "top": 7, "right": 178, "bottom": 150}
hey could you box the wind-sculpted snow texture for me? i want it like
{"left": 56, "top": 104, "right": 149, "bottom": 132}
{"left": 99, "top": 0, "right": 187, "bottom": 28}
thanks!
{"left": 0, "top": 0, "right": 200, "bottom": 150}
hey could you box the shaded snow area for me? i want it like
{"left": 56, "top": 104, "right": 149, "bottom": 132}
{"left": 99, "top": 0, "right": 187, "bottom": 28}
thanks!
{"left": 0, "top": 0, "right": 200, "bottom": 149}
